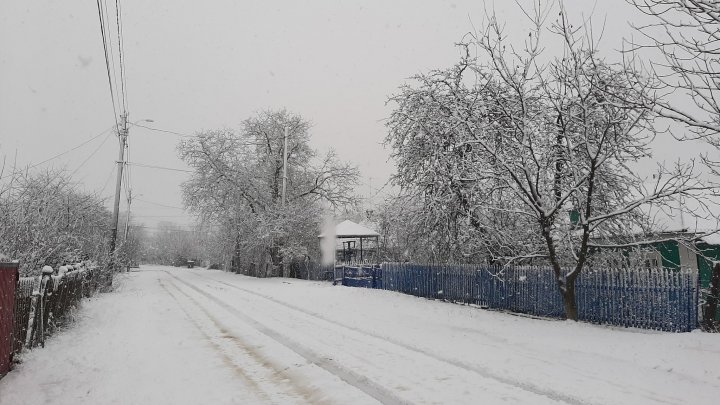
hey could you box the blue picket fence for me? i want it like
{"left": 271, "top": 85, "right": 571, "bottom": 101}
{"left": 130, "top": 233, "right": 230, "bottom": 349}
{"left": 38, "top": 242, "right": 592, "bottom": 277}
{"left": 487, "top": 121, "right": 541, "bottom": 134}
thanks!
{"left": 341, "top": 263, "right": 699, "bottom": 332}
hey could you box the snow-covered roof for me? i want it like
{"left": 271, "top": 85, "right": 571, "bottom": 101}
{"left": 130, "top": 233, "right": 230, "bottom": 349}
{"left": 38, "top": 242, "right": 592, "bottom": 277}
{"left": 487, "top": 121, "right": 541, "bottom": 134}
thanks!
{"left": 318, "top": 220, "right": 379, "bottom": 238}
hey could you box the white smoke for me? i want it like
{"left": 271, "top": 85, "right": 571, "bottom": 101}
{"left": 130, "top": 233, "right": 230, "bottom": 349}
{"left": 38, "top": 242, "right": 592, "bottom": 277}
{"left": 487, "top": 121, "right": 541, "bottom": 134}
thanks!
{"left": 320, "top": 215, "right": 336, "bottom": 266}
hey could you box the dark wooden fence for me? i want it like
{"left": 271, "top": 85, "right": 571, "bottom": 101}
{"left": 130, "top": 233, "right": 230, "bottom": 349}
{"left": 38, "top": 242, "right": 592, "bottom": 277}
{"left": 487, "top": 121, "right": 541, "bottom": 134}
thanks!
{"left": 341, "top": 263, "right": 699, "bottom": 332}
{"left": 287, "top": 260, "right": 335, "bottom": 281}
{"left": 1, "top": 265, "right": 105, "bottom": 377}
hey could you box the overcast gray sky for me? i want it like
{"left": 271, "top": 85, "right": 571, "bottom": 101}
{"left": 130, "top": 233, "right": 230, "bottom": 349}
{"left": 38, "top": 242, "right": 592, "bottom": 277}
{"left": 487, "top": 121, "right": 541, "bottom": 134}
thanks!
{"left": 0, "top": 0, "right": 704, "bottom": 229}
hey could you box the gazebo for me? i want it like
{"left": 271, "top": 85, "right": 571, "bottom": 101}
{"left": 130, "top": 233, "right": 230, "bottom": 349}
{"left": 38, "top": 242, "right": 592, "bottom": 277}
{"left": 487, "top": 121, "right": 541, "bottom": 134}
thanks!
{"left": 318, "top": 219, "right": 380, "bottom": 263}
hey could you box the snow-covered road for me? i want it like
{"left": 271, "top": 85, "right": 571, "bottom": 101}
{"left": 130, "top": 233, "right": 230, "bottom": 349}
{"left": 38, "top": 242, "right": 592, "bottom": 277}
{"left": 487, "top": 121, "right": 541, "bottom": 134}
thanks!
{"left": 1, "top": 266, "right": 718, "bottom": 404}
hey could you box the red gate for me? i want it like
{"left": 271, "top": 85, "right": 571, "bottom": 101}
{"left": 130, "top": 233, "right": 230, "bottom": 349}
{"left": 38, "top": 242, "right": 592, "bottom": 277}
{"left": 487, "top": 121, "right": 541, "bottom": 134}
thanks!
{"left": 0, "top": 262, "right": 19, "bottom": 376}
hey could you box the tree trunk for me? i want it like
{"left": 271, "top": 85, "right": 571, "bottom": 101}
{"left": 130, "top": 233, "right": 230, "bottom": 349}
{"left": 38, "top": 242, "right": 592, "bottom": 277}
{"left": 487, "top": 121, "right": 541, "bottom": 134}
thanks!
{"left": 231, "top": 235, "right": 241, "bottom": 274}
{"left": 541, "top": 220, "right": 580, "bottom": 321}
{"left": 562, "top": 277, "right": 579, "bottom": 321}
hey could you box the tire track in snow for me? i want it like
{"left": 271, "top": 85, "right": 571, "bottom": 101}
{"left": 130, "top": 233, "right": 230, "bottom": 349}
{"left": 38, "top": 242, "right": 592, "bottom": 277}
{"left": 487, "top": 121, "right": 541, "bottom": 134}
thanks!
{"left": 162, "top": 276, "right": 357, "bottom": 405}
{"left": 165, "top": 271, "right": 413, "bottom": 405}
{"left": 183, "top": 271, "right": 593, "bottom": 405}
{"left": 158, "top": 278, "right": 272, "bottom": 403}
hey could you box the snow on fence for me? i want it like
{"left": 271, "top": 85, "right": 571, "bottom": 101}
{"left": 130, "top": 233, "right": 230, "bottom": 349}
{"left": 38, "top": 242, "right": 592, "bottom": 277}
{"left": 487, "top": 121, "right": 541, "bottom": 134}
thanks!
{"left": 1, "top": 265, "right": 105, "bottom": 376}
{"left": 12, "top": 278, "right": 34, "bottom": 355}
{"left": 342, "top": 263, "right": 698, "bottom": 332}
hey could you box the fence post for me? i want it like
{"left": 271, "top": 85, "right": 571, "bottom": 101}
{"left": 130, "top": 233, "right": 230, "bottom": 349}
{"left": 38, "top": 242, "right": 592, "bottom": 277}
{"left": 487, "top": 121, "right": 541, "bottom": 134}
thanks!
{"left": 0, "top": 262, "right": 20, "bottom": 376}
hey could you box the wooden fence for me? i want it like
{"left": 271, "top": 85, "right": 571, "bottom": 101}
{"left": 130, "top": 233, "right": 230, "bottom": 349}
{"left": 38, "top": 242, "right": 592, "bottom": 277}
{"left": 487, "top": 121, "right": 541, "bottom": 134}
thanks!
{"left": 342, "top": 263, "right": 699, "bottom": 332}
{"left": 1, "top": 265, "right": 106, "bottom": 377}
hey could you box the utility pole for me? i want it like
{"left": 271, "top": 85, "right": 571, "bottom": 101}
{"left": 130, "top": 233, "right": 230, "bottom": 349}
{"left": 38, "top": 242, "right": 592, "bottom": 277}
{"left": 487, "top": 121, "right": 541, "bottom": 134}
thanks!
{"left": 123, "top": 189, "right": 132, "bottom": 241}
{"left": 281, "top": 126, "right": 289, "bottom": 207}
{"left": 109, "top": 112, "right": 128, "bottom": 265}
{"left": 122, "top": 189, "right": 132, "bottom": 272}
{"left": 280, "top": 126, "right": 289, "bottom": 278}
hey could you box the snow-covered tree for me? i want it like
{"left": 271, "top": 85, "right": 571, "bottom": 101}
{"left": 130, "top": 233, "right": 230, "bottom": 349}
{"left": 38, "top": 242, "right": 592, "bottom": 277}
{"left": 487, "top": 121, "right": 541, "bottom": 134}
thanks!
{"left": 178, "top": 109, "right": 359, "bottom": 275}
{"left": 0, "top": 168, "right": 111, "bottom": 275}
{"left": 629, "top": 0, "right": 720, "bottom": 143}
{"left": 142, "top": 221, "right": 206, "bottom": 266}
{"left": 386, "top": 5, "right": 709, "bottom": 319}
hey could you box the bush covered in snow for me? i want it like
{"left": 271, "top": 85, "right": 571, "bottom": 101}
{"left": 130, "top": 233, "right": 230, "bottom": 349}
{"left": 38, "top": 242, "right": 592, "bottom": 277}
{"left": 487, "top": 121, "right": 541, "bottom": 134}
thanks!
{"left": 0, "top": 168, "right": 112, "bottom": 276}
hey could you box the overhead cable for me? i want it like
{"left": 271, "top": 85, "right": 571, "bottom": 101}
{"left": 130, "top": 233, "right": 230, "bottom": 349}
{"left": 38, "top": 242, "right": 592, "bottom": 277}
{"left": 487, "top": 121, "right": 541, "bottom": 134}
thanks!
{"left": 127, "top": 162, "right": 194, "bottom": 173}
{"left": 95, "top": 0, "right": 120, "bottom": 129}
{"left": 0, "top": 125, "right": 115, "bottom": 181}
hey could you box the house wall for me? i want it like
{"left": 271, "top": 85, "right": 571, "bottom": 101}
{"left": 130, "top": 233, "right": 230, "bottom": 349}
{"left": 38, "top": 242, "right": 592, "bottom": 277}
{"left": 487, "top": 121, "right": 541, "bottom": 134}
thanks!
{"left": 652, "top": 240, "right": 698, "bottom": 271}
{"left": 696, "top": 243, "right": 720, "bottom": 289}
{"left": 678, "top": 243, "right": 698, "bottom": 271}
{"left": 654, "top": 241, "right": 681, "bottom": 270}
{"left": 696, "top": 243, "right": 720, "bottom": 322}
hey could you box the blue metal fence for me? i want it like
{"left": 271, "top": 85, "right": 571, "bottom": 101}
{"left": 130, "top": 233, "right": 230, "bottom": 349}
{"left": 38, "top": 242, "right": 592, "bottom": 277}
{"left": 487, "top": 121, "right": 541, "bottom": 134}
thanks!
{"left": 341, "top": 263, "right": 698, "bottom": 332}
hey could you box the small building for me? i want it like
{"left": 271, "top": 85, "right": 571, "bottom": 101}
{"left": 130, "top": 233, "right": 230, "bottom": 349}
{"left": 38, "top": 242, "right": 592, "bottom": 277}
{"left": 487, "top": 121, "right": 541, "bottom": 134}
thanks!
{"left": 318, "top": 219, "right": 380, "bottom": 264}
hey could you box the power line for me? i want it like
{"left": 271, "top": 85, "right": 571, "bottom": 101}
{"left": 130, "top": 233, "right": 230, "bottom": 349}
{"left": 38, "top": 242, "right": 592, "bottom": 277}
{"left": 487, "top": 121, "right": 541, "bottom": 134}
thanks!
{"left": 134, "top": 198, "right": 186, "bottom": 210}
{"left": 137, "top": 224, "right": 221, "bottom": 232}
{"left": 131, "top": 123, "right": 265, "bottom": 146}
{"left": 70, "top": 131, "right": 114, "bottom": 177}
{"left": 133, "top": 214, "right": 192, "bottom": 218}
{"left": 127, "top": 162, "right": 194, "bottom": 173}
{"left": 102, "top": 0, "right": 122, "bottom": 114}
{"left": 0, "top": 125, "right": 115, "bottom": 181}
{"left": 132, "top": 123, "right": 194, "bottom": 137}
{"left": 95, "top": 0, "right": 120, "bottom": 129}
{"left": 124, "top": 137, "right": 132, "bottom": 200}
{"left": 99, "top": 164, "right": 117, "bottom": 196}
{"left": 115, "top": 0, "right": 128, "bottom": 112}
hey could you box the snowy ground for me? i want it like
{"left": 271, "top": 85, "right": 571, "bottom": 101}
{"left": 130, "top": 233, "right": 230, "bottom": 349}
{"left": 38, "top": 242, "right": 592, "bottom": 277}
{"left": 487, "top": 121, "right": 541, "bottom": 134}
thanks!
{"left": 1, "top": 266, "right": 718, "bottom": 404}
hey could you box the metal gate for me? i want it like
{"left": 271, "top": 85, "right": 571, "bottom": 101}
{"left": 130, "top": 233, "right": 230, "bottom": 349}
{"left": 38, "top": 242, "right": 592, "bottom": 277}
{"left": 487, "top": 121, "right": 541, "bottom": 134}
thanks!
{"left": 0, "top": 262, "right": 19, "bottom": 376}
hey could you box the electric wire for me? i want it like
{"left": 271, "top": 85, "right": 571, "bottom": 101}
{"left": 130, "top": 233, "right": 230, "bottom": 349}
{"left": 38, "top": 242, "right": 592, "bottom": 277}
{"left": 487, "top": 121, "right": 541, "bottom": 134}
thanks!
{"left": 0, "top": 125, "right": 115, "bottom": 181}
{"left": 133, "top": 214, "right": 191, "bottom": 218}
{"left": 123, "top": 139, "right": 131, "bottom": 201}
{"left": 95, "top": 0, "right": 120, "bottom": 130}
{"left": 134, "top": 198, "right": 186, "bottom": 210}
{"left": 137, "top": 224, "right": 220, "bottom": 233}
{"left": 131, "top": 123, "right": 197, "bottom": 138}
{"left": 70, "top": 131, "right": 114, "bottom": 177}
{"left": 131, "top": 123, "right": 265, "bottom": 146}
{"left": 115, "top": 0, "right": 128, "bottom": 112}
{"left": 102, "top": 0, "right": 123, "bottom": 115}
{"left": 99, "top": 164, "right": 117, "bottom": 196}
{"left": 126, "top": 162, "right": 194, "bottom": 173}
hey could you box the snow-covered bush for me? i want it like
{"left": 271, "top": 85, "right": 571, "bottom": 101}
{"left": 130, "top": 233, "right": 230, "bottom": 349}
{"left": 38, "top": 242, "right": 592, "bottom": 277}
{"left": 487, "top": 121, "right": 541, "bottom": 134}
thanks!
{"left": 0, "top": 168, "right": 111, "bottom": 276}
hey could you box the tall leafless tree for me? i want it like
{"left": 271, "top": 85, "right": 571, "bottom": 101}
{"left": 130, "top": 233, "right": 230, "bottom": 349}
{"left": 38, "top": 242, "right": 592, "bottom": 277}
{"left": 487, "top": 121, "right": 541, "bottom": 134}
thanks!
{"left": 386, "top": 3, "right": 710, "bottom": 320}
{"left": 629, "top": 1, "right": 720, "bottom": 142}
{"left": 178, "top": 109, "right": 359, "bottom": 275}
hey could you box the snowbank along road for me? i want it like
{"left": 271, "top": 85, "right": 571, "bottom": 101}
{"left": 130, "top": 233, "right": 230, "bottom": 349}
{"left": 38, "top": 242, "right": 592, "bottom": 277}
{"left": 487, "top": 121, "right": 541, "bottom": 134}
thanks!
{"left": 1, "top": 265, "right": 718, "bottom": 404}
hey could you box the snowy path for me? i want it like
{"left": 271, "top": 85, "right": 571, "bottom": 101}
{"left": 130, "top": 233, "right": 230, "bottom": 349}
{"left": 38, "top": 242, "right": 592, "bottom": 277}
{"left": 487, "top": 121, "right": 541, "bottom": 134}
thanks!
{"left": 1, "top": 266, "right": 719, "bottom": 404}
